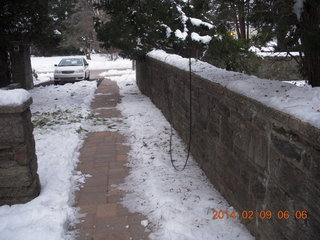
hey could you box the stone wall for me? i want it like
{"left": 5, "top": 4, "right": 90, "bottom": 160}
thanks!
{"left": 0, "top": 98, "right": 40, "bottom": 205}
{"left": 137, "top": 57, "right": 320, "bottom": 240}
{"left": 255, "top": 57, "right": 302, "bottom": 81}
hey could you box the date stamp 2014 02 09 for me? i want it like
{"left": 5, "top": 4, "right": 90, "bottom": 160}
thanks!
{"left": 212, "top": 210, "right": 308, "bottom": 220}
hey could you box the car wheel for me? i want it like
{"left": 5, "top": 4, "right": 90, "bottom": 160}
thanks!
{"left": 86, "top": 73, "right": 90, "bottom": 80}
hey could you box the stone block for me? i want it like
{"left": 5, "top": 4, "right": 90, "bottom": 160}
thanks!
{"left": 250, "top": 174, "right": 267, "bottom": 201}
{"left": 249, "top": 133, "right": 268, "bottom": 169}
{"left": 277, "top": 159, "right": 308, "bottom": 199}
{"left": 253, "top": 113, "right": 269, "bottom": 132}
{"left": 0, "top": 114, "right": 25, "bottom": 144}
{"left": 271, "top": 133, "right": 302, "bottom": 162}
{"left": 0, "top": 161, "right": 18, "bottom": 169}
{"left": 0, "top": 165, "right": 33, "bottom": 187}
{"left": 0, "top": 177, "right": 40, "bottom": 205}
{"left": 0, "top": 146, "right": 14, "bottom": 162}
{"left": 309, "top": 149, "right": 320, "bottom": 181}
{"left": 14, "top": 144, "right": 29, "bottom": 165}
{"left": 268, "top": 146, "right": 282, "bottom": 178}
{"left": 219, "top": 119, "right": 233, "bottom": 150}
{"left": 0, "top": 98, "right": 40, "bottom": 205}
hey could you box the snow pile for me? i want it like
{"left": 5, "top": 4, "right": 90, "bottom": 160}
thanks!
{"left": 148, "top": 50, "right": 320, "bottom": 128}
{"left": 0, "top": 89, "right": 31, "bottom": 106}
{"left": 109, "top": 73, "right": 253, "bottom": 240}
{"left": 0, "top": 81, "right": 97, "bottom": 240}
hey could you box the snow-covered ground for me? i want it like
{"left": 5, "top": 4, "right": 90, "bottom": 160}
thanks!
{"left": 0, "top": 56, "right": 131, "bottom": 240}
{"left": 110, "top": 72, "right": 254, "bottom": 240}
{"left": 1, "top": 50, "right": 315, "bottom": 240}
{"left": 0, "top": 81, "right": 97, "bottom": 240}
{"left": 31, "top": 54, "right": 132, "bottom": 85}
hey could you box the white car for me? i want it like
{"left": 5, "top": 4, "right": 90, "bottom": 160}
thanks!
{"left": 54, "top": 57, "right": 90, "bottom": 84}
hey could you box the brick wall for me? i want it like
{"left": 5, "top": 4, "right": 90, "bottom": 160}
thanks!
{"left": 0, "top": 98, "right": 40, "bottom": 205}
{"left": 137, "top": 56, "right": 320, "bottom": 240}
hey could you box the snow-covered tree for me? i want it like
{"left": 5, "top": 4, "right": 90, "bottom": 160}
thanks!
{"left": 95, "top": 0, "right": 214, "bottom": 59}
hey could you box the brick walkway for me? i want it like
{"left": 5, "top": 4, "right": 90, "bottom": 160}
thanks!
{"left": 74, "top": 79, "right": 150, "bottom": 240}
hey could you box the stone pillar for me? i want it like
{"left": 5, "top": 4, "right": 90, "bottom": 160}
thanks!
{"left": 0, "top": 96, "right": 40, "bottom": 205}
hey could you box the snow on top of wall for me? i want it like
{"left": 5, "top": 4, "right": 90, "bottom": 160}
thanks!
{"left": 147, "top": 50, "right": 320, "bottom": 128}
{"left": 0, "top": 89, "right": 31, "bottom": 106}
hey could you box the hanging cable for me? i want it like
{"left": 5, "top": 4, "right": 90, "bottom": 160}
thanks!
{"left": 169, "top": 0, "right": 192, "bottom": 171}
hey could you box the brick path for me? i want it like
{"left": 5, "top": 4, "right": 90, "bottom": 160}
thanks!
{"left": 74, "top": 79, "right": 150, "bottom": 240}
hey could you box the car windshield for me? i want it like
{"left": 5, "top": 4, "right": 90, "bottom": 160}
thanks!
{"left": 58, "top": 58, "right": 83, "bottom": 67}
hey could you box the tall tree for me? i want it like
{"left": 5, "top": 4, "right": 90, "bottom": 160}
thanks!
{"left": 250, "top": 0, "right": 299, "bottom": 51}
{"left": 59, "top": 0, "right": 105, "bottom": 59}
{"left": 297, "top": 0, "right": 320, "bottom": 87}
{"left": 251, "top": 0, "right": 320, "bottom": 86}
{"left": 210, "top": 0, "right": 253, "bottom": 39}
{"left": 0, "top": 0, "right": 55, "bottom": 87}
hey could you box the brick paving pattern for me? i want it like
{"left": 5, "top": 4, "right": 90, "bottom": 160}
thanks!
{"left": 74, "top": 80, "right": 150, "bottom": 240}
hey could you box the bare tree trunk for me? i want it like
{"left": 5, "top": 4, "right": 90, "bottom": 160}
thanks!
{"left": 300, "top": 1, "right": 320, "bottom": 87}
{"left": 0, "top": 46, "right": 11, "bottom": 88}
{"left": 246, "top": 0, "right": 250, "bottom": 38}
{"left": 10, "top": 43, "right": 34, "bottom": 89}
{"left": 230, "top": 2, "right": 241, "bottom": 38}
{"left": 238, "top": 0, "right": 246, "bottom": 39}
{"left": 231, "top": 0, "right": 247, "bottom": 39}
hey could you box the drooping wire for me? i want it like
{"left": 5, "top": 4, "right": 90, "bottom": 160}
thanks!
{"left": 169, "top": 0, "right": 192, "bottom": 171}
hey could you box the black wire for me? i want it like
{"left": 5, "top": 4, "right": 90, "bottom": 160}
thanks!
{"left": 169, "top": 0, "right": 192, "bottom": 171}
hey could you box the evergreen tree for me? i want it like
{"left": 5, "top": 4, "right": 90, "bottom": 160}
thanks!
{"left": 250, "top": 0, "right": 320, "bottom": 86}
{"left": 250, "top": 0, "right": 299, "bottom": 51}
{"left": 34, "top": 0, "right": 77, "bottom": 55}
{"left": 95, "top": 0, "right": 214, "bottom": 59}
{"left": 0, "top": 0, "right": 56, "bottom": 87}
{"left": 0, "top": 0, "right": 52, "bottom": 44}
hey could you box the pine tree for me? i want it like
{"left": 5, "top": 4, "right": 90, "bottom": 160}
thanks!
{"left": 0, "top": 0, "right": 52, "bottom": 44}
{"left": 95, "top": 0, "right": 214, "bottom": 59}
{"left": 0, "top": 0, "right": 56, "bottom": 87}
